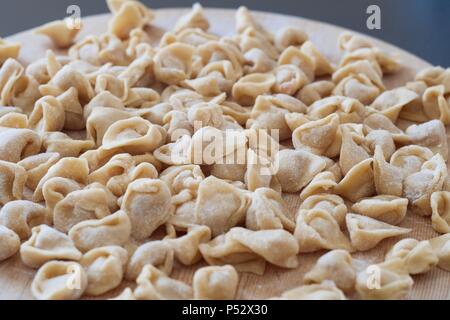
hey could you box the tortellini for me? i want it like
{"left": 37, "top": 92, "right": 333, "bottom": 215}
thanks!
{"left": 429, "top": 234, "right": 450, "bottom": 271}
{"left": 35, "top": 20, "right": 80, "bottom": 48}
{"left": 193, "top": 265, "right": 239, "bottom": 300}
{"left": 80, "top": 246, "right": 128, "bottom": 296}
{"left": 31, "top": 261, "right": 88, "bottom": 300}
{"left": 346, "top": 214, "right": 411, "bottom": 251}
{"left": 0, "top": 225, "right": 20, "bottom": 261}
{"left": 385, "top": 239, "right": 438, "bottom": 275}
{"left": 20, "top": 225, "right": 82, "bottom": 268}
{"left": 272, "top": 281, "right": 346, "bottom": 300}
{"left": 351, "top": 195, "right": 408, "bottom": 225}
{"left": 430, "top": 191, "right": 450, "bottom": 233}
{"left": 0, "top": 128, "right": 41, "bottom": 163}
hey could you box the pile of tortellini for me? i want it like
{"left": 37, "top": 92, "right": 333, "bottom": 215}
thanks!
{"left": 0, "top": 0, "right": 450, "bottom": 300}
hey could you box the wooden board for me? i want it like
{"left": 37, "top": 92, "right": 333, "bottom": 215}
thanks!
{"left": 2, "top": 8, "right": 449, "bottom": 300}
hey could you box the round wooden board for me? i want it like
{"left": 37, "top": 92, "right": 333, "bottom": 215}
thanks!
{"left": 2, "top": 8, "right": 449, "bottom": 300}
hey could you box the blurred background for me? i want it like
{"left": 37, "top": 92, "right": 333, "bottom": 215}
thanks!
{"left": 1, "top": 0, "right": 449, "bottom": 66}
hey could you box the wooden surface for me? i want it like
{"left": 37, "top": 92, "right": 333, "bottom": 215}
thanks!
{"left": 2, "top": 8, "right": 449, "bottom": 300}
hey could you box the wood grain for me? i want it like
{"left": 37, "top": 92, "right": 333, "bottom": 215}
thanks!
{"left": 2, "top": 8, "right": 449, "bottom": 300}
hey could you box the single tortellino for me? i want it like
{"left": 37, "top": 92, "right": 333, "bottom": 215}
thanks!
{"left": 18, "top": 153, "right": 60, "bottom": 191}
{"left": 110, "top": 287, "right": 136, "bottom": 300}
{"left": 300, "top": 41, "right": 335, "bottom": 76}
{"left": 297, "top": 80, "right": 335, "bottom": 106}
{"left": 243, "top": 48, "right": 276, "bottom": 74}
{"left": 193, "top": 265, "right": 239, "bottom": 300}
{"left": 102, "top": 117, "right": 167, "bottom": 155}
{"left": 390, "top": 145, "right": 433, "bottom": 177}
{"left": 299, "top": 194, "right": 348, "bottom": 228}
{"left": 0, "top": 127, "right": 41, "bottom": 163}
{"left": 246, "top": 188, "right": 295, "bottom": 232}
{"left": 334, "top": 158, "right": 375, "bottom": 203}
{"left": 153, "top": 43, "right": 195, "bottom": 85}
{"left": 428, "top": 234, "right": 450, "bottom": 271}
{"left": 339, "top": 125, "right": 370, "bottom": 175}
{"left": 134, "top": 264, "right": 193, "bottom": 300}
{"left": 53, "top": 188, "right": 112, "bottom": 233}
{"left": 333, "top": 74, "right": 381, "bottom": 105}
{"left": 275, "top": 26, "right": 308, "bottom": 51}
{"left": 245, "top": 149, "right": 281, "bottom": 193}
{"left": 403, "top": 154, "right": 447, "bottom": 216}
{"left": 125, "top": 241, "right": 174, "bottom": 281}
{"left": 31, "top": 261, "right": 88, "bottom": 300}
{"left": 294, "top": 209, "right": 352, "bottom": 253}
{"left": 430, "top": 191, "right": 450, "bottom": 233}
{"left": 274, "top": 149, "right": 326, "bottom": 193}
{"left": 278, "top": 46, "right": 315, "bottom": 82}
{"left": 272, "top": 64, "right": 309, "bottom": 95}
{"left": 34, "top": 20, "right": 80, "bottom": 48}
{"left": 0, "top": 225, "right": 20, "bottom": 261}
{"left": 68, "top": 210, "right": 131, "bottom": 253}
{"left": 41, "top": 132, "right": 95, "bottom": 158}
{"left": 166, "top": 225, "right": 211, "bottom": 265}
{"left": 0, "top": 160, "right": 27, "bottom": 205}
{"left": 107, "top": 0, "right": 154, "bottom": 39}
{"left": 351, "top": 195, "right": 408, "bottom": 225}
{"left": 338, "top": 32, "right": 373, "bottom": 52}
{"left": 346, "top": 214, "right": 411, "bottom": 251}
{"left": 385, "top": 239, "right": 438, "bottom": 275}
{"left": 194, "top": 176, "right": 250, "bottom": 237}
{"left": 0, "top": 200, "right": 51, "bottom": 240}
{"left": 365, "top": 130, "right": 396, "bottom": 161}
{"left": 0, "top": 38, "right": 20, "bottom": 64}
{"left": 405, "top": 120, "right": 449, "bottom": 161}
{"left": 304, "top": 250, "right": 356, "bottom": 292}
{"left": 363, "top": 113, "right": 410, "bottom": 145}
{"left": 292, "top": 114, "right": 340, "bottom": 158}
{"left": 80, "top": 246, "right": 128, "bottom": 296}
{"left": 272, "top": 281, "right": 346, "bottom": 300}
{"left": 0, "top": 111, "right": 27, "bottom": 128}
{"left": 121, "top": 178, "right": 172, "bottom": 240}
{"left": 20, "top": 225, "right": 82, "bottom": 268}
{"left": 355, "top": 259, "right": 413, "bottom": 300}
{"left": 174, "top": 3, "right": 209, "bottom": 32}
{"left": 369, "top": 87, "right": 419, "bottom": 122}
{"left": 333, "top": 60, "right": 384, "bottom": 92}
{"left": 308, "top": 96, "right": 366, "bottom": 124}
{"left": 33, "top": 157, "right": 89, "bottom": 202}
{"left": 199, "top": 227, "right": 299, "bottom": 274}
{"left": 232, "top": 73, "right": 276, "bottom": 106}
{"left": 42, "top": 177, "right": 83, "bottom": 212}
{"left": 299, "top": 171, "right": 338, "bottom": 201}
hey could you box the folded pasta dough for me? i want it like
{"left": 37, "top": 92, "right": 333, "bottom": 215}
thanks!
{"left": 165, "top": 225, "right": 211, "bottom": 265}
{"left": 174, "top": 3, "right": 209, "bottom": 32}
{"left": 86, "top": 107, "right": 131, "bottom": 147}
{"left": 53, "top": 188, "right": 112, "bottom": 233}
{"left": 107, "top": 0, "right": 154, "bottom": 39}
{"left": 428, "top": 234, "right": 450, "bottom": 271}
{"left": 88, "top": 153, "right": 158, "bottom": 197}
{"left": 0, "top": 111, "right": 27, "bottom": 128}
{"left": 193, "top": 265, "right": 239, "bottom": 300}
{"left": 0, "top": 127, "right": 41, "bottom": 163}
{"left": 405, "top": 120, "right": 449, "bottom": 161}
{"left": 33, "top": 157, "right": 89, "bottom": 202}
{"left": 333, "top": 60, "right": 384, "bottom": 91}
{"left": 304, "top": 250, "right": 356, "bottom": 292}
{"left": 232, "top": 73, "right": 275, "bottom": 106}
{"left": 390, "top": 145, "right": 433, "bottom": 177}
{"left": 20, "top": 225, "right": 82, "bottom": 268}
{"left": 297, "top": 80, "right": 335, "bottom": 106}
{"left": 292, "top": 114, "right": 340, "bottom": 158}
{"left": 81, "top": 246, "right": 128, "bottom": 296}
{"left": 365, "top": 130, "right": 396, "bottom": 160}
{"left": 339, "top": 125, "right": 370, "bottom": 175}
{"left": 42, "top": 132, "right": 95, "bottom": 158}
{"left": 121, "top": 178, "right": 172, "bottom": 240}
{"left": 0, "top": 38, "right": 20, "bottom": 64}
{"left": 351, "top": 195, "right": 408, "bottom": 225}
{"left": 431, "top": 191, "right": 450, "bottom": 233}
{"left": 18, "top": 153, "right": 60, "bottom": 190}
{"left": 199, "top": 227, "right": 299, "bottom": 273}
{"left": 102, "top": 117, "right": 167, "bottom": 154}
{"left": 363, "top": 113, "right": 410, "bottom": 144}
{"left": 125, "top": 240, "right": 174, "bottom": 281}
{"left": 385, "top": 238, "right": 438, "bottom": 275}
{"left": 0, "top": 225, "right": 20, "bottom": 261}
{"left": 299, "top": 171, "right": 338, "bottom": 201}
{"left": 194, "top": 176, "right": 250, "bottom": 237}
{"left": 333, "top": 74, "right": 380, "bottom": 105}
{"left": 278, "top": 46, "right": 315, "bottom": 82}
{"left": 334, "top": 158, "right": 375, "bottom": 203}
{"left": 299, "top": 194, "right": 347, "bottom": 228}
{"left": 308, "top": 96, "right": 366, "bottom": 123}
{"left": 246, "top": 188, "right": 295, "bottom": 232}
{"left": 69, "top": 210, "right": 131, "bottom": 252}
{"left": 275, "top": 149, "right": 326, "bottom": 193}
{"left": 0, "top": 200, "right": 51, "bottom": 240}
{"left": 35, "top": 20, "right": 80, "bottom": 48}
{"left": 272, "top": 281, "right": 346, "bottom": 300}
{"left": 275, "top": 26, "right": 308, "bottom": 51}
{"left": 153, "top": 43, "right": 195, "bottom": 85}
{"left": 355, "top": 259, "right": 413, "bottom": 300}
{"left": 403, "top": 154, "right": 447, "bottom": 216}
{"left": 300, "top": 41, "right": 335, "bottom": 76}
{"left": 42, "top": 177, "right": 83, "bottom": 212}
{"left": 134, "top": 264, "right": 193, "bottom": 300}
{"left": 31, "top": 261, "right": 88, "bottom": 300}
{"left": 294, "top": 209, "right": 352, "bottom": 253}
{"left": 245, "top": 149, "right": 281, "bottom": 193}
{"left": 110, "top": 287, "right": 136, "bottom": 300}
{"left": 346, "top": 213, "right": 411, "bottom": 251}
{"left": 0, "top": 160, "right": 27, "bottom": 205}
